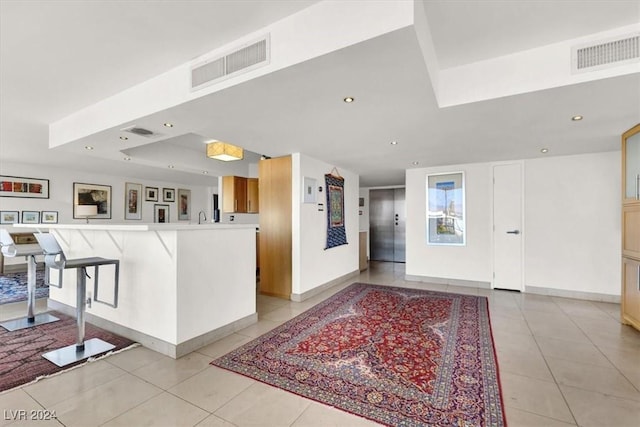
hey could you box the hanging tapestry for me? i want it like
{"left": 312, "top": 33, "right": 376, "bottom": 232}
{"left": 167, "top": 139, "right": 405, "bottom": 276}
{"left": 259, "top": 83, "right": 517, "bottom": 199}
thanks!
{"left": 325, "top": 173, "right": 348, "bottom": 249}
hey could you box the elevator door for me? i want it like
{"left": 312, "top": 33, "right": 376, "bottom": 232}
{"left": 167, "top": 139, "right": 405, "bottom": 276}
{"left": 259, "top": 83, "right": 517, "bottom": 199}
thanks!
{"left": 370, "top": 188, "right": 406, "bottom": 262}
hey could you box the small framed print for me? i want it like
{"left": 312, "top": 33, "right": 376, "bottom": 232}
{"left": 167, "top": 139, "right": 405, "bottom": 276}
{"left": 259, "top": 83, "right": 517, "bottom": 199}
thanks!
{"left": 74, "top": 182, "right": 111, "bottom": 219}
{"left": 163, "top": 188, "right": 175, "bottom": 202}
{"left": 0, "top": 211, "right": 19, "bottom": 224}
{"left": 303, "top": 177, "right": 317, "bottom": 203}
{"left": 145, "top": 186, "right": 159, "bottom": 202}
{"left": 0, "top": 175, "right": 49, "bottom": 199}
{"left": 177, "top": 188, "right": 191, "bottom": 220}
{"left": 125, "top": 182, "right": 143, "bottom": 220}
{"left": 21, "top": 211, "right": 40, "bottom": 224}
{"left": 41, "top": 211, "right": 59, "bottom": 224}
{"left": 154, "top": 204, "right": 170, "bottom": 223}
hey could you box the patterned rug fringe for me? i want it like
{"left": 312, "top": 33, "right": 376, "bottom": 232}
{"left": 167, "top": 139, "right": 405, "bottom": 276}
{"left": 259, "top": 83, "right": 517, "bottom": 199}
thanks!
{"left": 0, "top": 343, "right": 140, "bottom": 395}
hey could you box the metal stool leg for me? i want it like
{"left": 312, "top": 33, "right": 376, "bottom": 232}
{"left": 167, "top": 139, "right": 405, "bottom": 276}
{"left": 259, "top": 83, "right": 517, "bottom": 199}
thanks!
{"left": 42, "top": 266, "right": 114, "bottom": 367}
{"left": 0, "top": 254, "right": 59, "bottom": 331}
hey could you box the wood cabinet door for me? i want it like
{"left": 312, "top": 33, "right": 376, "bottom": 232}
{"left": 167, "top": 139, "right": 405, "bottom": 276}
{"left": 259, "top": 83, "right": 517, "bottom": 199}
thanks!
{"left": 622, "top": 257, "right": 640, "bottom": 330}
{"left": 235, "top": 177, "right": 247, "bottom": 213}
{"left": 623, "top": 204, "right": 640, "bottom": 259}
{"left": 222, "top": 176, "right": 247, "bottom": 213}
{"left": 247, "top": 178, "right": 259, "bottom": 213}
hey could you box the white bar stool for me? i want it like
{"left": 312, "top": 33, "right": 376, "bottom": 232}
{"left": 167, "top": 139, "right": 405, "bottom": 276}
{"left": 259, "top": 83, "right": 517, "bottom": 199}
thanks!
{"left": 0, "top": 229, "right": 59, "bottom": 331}
{"left": 34, "top": 232, "right": 120, "bottom": 367}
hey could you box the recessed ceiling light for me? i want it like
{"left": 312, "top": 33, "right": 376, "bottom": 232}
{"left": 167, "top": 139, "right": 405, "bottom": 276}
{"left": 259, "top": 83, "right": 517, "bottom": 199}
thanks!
{"left": 119, "top": 136, "right": 128, "bottom": 140}
{"left": 84, "top": 146, "right": 93, "bottom": 150}
{"left": 168, "top": 165, "right": 175, "bottom": 169}
{"left": 571, "top": 115, "right": 583, "bottom": 121}
{"left": 390, "top": 141, "right": 398, "bottom": 145}
{"left": 343, "top": 97, "right": 354, "bottom": 103}
{"left": 202, "top": 171, "right": 208, "bottom": 174}
{"left": 163, "top": 123, "right": 174, "bottom": 128}
{"left": 123, "top": 156, "right": 131, "bottom": 161}
{"left": 412, "top": 161, "right": 419, "bottom": 166}
{"left": 540, "top": 148, "right": 549, "bottom": 154}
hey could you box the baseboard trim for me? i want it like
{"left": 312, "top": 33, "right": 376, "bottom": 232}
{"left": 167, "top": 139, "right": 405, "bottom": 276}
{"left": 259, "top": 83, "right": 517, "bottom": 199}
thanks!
{"left": 404, "top": 275, "right": 491, "bottom": 289}
{"left": 291, "top": 269, "right": 360, "bottom": 302}
{"left": 47, "top": 300, "right": 258, "bottom": 359}
{"left": 525, "top": 285, "right": 620, "bottom": 303}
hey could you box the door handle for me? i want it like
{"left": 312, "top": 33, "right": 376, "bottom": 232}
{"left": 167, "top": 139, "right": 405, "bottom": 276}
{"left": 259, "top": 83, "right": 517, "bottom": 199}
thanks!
{"left": 506, "top": 230, "right": 520, "bottom": 235}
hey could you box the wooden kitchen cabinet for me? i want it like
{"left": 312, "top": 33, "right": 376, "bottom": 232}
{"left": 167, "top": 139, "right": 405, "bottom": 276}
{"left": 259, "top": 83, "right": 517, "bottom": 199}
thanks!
{"left": 247, "top": 178, "right": 259, "bottom": 213}
{"left": 222, "top": 176, "right": 247, "bottom": 213}
{"left": 223, "top": 176, "right": 259, "bottom": 213}
{"left": 621, "top": 123, "right": 640, "bottom": 331}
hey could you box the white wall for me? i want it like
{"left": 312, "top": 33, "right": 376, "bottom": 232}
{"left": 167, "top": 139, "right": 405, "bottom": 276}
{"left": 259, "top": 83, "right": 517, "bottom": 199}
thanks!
{"left": 406, "top": 151, "right": 621, "bottom": 297}
{"left": 292, "top": 153, "right": 359, "bottom": 296}
{"left": 406, "top": 163, "right": 493, "bottom": 283}
{"left": 524, "top": 151, "right": 620, "bottom": 296}
{"left": 0, "top": 161, "right": 214, "bottom": 226}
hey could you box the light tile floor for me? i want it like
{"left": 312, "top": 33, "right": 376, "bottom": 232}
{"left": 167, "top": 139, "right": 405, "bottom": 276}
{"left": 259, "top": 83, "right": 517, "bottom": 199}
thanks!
{"left": 1, "top": 262, "right": 639, "bottom": 426}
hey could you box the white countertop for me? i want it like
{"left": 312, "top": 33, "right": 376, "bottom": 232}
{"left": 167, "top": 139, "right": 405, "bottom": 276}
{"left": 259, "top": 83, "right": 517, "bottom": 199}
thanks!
{"left": 13, "top": 223, "right": 259, "bottom": 232}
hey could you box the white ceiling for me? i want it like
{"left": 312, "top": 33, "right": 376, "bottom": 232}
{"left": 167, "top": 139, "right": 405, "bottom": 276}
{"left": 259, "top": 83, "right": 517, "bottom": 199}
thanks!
{"left": 1, "top": 0, "right": 639, "bottom": 187}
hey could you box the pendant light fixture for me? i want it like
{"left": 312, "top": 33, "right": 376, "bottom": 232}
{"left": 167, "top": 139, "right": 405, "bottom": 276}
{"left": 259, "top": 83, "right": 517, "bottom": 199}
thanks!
{"left": 206, "top": 141, "right": 244, "bottom": 161}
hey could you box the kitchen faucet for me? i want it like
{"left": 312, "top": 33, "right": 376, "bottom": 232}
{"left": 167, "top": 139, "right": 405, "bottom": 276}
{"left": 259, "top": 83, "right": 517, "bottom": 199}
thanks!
{"left": 198, "top": 210, "right": 207, "bottom": 224}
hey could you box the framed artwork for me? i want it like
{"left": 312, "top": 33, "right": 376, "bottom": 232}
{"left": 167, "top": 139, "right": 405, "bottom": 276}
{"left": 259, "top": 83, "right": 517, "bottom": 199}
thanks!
{"left": 303, "top": 177, "right": 317, "bottom": 203}
{"left": 73, "top": 182, "right": 112, "bottom": 219}
{"left": 427, "top": 172, "right": 466, "bottom": 246}
{"left": 21, "top": 211, "right": 40, "bottom": 224}
{"left": 41, "top": 211, "right": 59, "bottom": 224}
{"left": 154, "top": 204, "right": 170, "bottom": 223}
{"left": 125, "top": 182, "right": 142, "bottom": 220}
{"left": 163, "top": 188, "right": 175, "bottom": 202}
{"left": 145, "top": 187, "right": 159, "bottom": 202}
{"left": 0, "top": 175, "right": 49, "bottom": 199}
{"left": 177, "top": 188, "right": 191, "bottom": 220}
{"left": 0, "top": 211, "right": 19, "bottom": 224}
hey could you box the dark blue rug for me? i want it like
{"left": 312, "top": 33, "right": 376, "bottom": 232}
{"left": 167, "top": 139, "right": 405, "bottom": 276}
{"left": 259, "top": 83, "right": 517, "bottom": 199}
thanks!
{"left": 0, "top": 270, "right": 48, "bottom": 305}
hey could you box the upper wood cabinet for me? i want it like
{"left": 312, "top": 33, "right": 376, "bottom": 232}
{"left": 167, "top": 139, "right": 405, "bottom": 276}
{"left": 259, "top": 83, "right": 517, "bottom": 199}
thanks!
{"left": 223, "top": 176, "right": 247, "bottom": 213}
{"left": 222, "top": 176, "right": 259, "bottom": 213}
{"left": 623, "top": 123, "right": 640, "bottom": 204}
{"left": 247, "top": 178, "right": 259, "bottom": 213}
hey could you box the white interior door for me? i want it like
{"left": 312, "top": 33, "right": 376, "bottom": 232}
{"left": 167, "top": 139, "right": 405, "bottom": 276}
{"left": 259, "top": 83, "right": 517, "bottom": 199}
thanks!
{"left": 493, "top": 163, "right": 523, "bottom": 291}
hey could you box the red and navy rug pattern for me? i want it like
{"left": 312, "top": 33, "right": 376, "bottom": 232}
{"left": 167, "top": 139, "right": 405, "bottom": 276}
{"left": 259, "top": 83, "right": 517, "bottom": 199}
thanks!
{"left": 0, "top": 311, "right": 136, "bottom": 392}
{"left": 213, "top": 283, "right": 506, "bottom": 426}
{"left": 0, "top": 270, "right": 48, "bottom": 305}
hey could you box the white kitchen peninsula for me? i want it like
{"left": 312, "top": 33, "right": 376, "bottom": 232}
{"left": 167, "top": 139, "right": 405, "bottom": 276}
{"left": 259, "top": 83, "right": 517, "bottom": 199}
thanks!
{"left": 15, "top": 223, "right": 258, "bottom": 358}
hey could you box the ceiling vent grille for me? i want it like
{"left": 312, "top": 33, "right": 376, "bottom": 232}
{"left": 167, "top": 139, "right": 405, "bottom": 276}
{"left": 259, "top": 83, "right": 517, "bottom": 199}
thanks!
{"left": 121, "top": 126, "right": 156, "bottom": 138}
{"left": 572, "top": 34, "right": 639, "bottom": 73}
{"left": 191, "top": 35, "right": 270, "bottom": 91}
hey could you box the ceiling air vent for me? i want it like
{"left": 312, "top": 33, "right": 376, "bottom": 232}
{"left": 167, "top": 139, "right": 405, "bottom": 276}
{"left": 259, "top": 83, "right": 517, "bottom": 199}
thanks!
{"left": 121, "top": 126, "right": 156, "bottom": 138}
{"left": 572, "top": 34, "right": 639, "bottom": 73}
{"left": 191, "top": 35, "right": 270, "bottom": 91}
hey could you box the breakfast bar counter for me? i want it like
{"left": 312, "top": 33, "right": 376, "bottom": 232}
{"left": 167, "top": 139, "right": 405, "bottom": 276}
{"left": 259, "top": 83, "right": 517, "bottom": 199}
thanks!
{"left": 14, "top": 223, "right": 258, "bottom": 358}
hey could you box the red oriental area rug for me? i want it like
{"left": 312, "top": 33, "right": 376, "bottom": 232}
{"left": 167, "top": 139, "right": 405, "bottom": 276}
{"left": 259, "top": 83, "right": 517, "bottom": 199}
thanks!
{"left": 0, "top": 311, "right": 136, "bottom": 392}
{"left": 212, "top": 283, "right": 506, "bottom": 426}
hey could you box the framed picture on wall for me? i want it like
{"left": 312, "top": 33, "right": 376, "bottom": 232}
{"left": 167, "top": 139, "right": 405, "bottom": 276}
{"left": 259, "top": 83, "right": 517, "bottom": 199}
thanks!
{"left": 41, "top": 211, "right": 58, "bottom": 224}
{"left": 154, "top": 204, "right": 170, "bottom": 223}
{"left": 21, "top": 211, "right": 40, "bottom": 224}
{"left": 427, "top": 172, "right": 465, "bottom": 246}
{"left": 73, "top": 182, "right": 111, "bottom": 219}
{"left": 0, "top": 175, "right": 49, "bottom": 199}
{"left": 145, "top": 186, "right": 159, "bottom": 202}
{"left": 163, "top": 188, "right": 175, "bottom": 202}
{"left": 0, "top": 211, "right": 19, "bottom": 224}
{"left": 177, "top": 188, "right": 191, "bottom": 220}
{"left": 125, "top": 182, "right": 142, "bottom": 220}
{"left": 303, "top": 177, "right": 316, "bottom": 203}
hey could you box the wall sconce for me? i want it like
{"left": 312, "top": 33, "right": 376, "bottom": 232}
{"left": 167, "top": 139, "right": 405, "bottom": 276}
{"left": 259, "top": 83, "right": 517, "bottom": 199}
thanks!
{"left": 206, "top": 141, "right": 244, "bottom": 161}
{"left": 76, "top": 205, "right": 98, "bottom": 224}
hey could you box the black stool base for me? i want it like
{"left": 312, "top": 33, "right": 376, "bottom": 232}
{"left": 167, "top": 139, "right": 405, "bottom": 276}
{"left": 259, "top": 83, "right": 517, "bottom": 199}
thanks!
{"left": 0, "top": 313, "right": 60, "bottom": 331}
{"left": 42, "top": 338, "right": 115, "bottom": 367}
